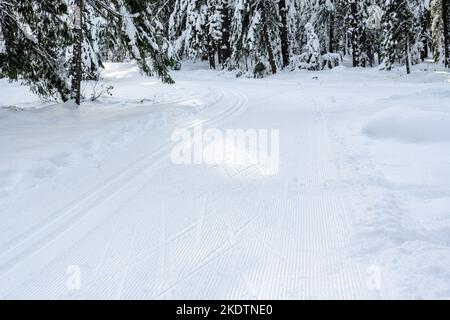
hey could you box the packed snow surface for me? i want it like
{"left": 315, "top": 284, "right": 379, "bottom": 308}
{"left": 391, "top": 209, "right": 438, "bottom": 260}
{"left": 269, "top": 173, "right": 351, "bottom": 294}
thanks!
{"left": 1, "top": 62, "right": 450, "bottom": 299}
{"left": 364, "top": 107, "right": 450, "bottom": 143}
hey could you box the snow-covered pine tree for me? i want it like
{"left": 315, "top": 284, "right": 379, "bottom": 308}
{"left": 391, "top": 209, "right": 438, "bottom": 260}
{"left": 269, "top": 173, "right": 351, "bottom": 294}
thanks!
{"left": 259, "top": 0, "right": 278, "bottom": 74}
{"left": 241, "top": 1, "right": 266, "bottom": 74}
{"left": 346, "top": 0, "right": 372, "bottom": 67}
{"left": 329, "top": 0, "right": 351, "bottom": 56}
{"left": 235, "top": 0, "right": 281, "bottom": 75}
{"left": 206, "top": 0, "right": 223, "bottom": 69}
{"left": 313, "top": 0, "right": 336, "bottom": 54}
{"left": 348, "top": 0, "right": 361, "bottom": 66}
{"left": 362, "top": 0, "right": 384, "bottom": 66}
{"left": 4, "top": 0, "right": 443, "bottom": 95}
{"left": 418, "top": 2, "right": 431, "bottom": 61}
{"left": 429, "top": 0, "right": 450, "bottom": 65}
{"left": 1, "top": 0, "right": 175, "bottom": 102}
{"left": 442, "top": 0, "right": 450, "bottom": 66}
{"left": 326, "top": 0, "right": 336, "bottom": 53}
{"left": 412, "top": 0, "right": 432, "bottom": 63}
{"left": 228, "top": 0, "right": 244, "bottom": 69}
{"left": 382, "top": 0, "right": 421, "bottom": 74}
{"left": 300, "top": 22, "right": 321, "bottom": 70}
{"left": 169, "top": 0, "right": 223, "bottom": 68}
{"left": 309, "top": 0, "right": 344, "bottom": 68}
{"left": 90, "top": 0, "right": 174, "bottom": 84}
{"left": 431, "top": 0, "right": 444, "bottom": 63}
{"left": 286, "top": 0, "right": 304, "bottom": 57}
{"left": 0, "top": 0, "right": 72, "bottom": 100}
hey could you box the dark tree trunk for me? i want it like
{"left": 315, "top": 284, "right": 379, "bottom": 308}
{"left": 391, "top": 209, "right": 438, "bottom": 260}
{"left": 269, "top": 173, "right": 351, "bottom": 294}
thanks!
{"left": 360, "top": 30, "right": 367, "bottom": 67}
{"left": 406, "top": 38, "right": 411, "bottom": 74}
{"left": 71, "top": 0, "right": 83, "bottom": 105}
{"left": 219, "top": 0, "right": 231, "bottom": 67}
{"left": 329, "top": 14, "right": 335, "bottom": 53}
{"left": 279, "top": 0, "right": 289, "bottom": 68}
{"left": 261, "top": 0, "right": 277, "bottom": 74}
{"left": 443, "top": 0, "right": 450, "bottom": 67}
{"left": 420, "top": 8, "right": 430, "bottom": 61}
{"left": 350, "top": 1, "right": 359, "bottom": 67}
{"left": 208, "top": 37, "right": 216, "bottom": 69}
{"left": 343, "top": 31, "right": 348, "bottom": 56}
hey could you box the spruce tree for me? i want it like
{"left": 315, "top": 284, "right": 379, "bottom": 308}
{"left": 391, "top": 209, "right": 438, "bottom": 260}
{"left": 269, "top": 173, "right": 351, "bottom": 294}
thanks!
{"left": 382, "top": 0, "right": 419, "bottom": 74}
{"left": 419, "top": 4, "right": 431, "bottom": 61}
{"left": 1, "top": 0, "right": 175, "bottom": 102}
{"left": 0, "top": 0, "right": 72, "bottom": 100}
{"left": 301, "top": 22, "right": 321, "bottom": 70}
{"left": 259, "top": 0, "right": 277, "bottom": 74}
{"left": 443, "top": 0, "right": 450, "bottom": 66}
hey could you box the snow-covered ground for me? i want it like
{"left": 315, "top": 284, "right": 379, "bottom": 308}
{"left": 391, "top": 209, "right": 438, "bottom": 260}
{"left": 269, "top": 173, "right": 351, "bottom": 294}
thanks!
{"left": 1, "top": 62, "right": 450, "bottom": 299}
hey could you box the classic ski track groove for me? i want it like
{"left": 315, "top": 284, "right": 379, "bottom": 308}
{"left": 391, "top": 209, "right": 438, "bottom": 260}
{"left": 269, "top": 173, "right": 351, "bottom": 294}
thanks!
{"left": 0, "top": 88, "right": 247, "bottom": 292}
{"left": 0, "top": 89, "right": 222, "bottom": 256}
{"left": 2, "top": 88, "right": 372, "bottom": 299}
{"left": 136, "top": 97, "right": 371, "bottom": 299}
{"left": 312, "top": 97, "right": 383, "bottom": 299}
{"left": 308, "top": 97, "right": 370, "bottom": 299}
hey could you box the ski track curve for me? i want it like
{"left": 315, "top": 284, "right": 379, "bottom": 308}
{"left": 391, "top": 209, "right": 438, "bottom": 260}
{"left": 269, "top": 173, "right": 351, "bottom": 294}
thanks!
{"left": 1, "top": 83, "right": 372, "bottom": 299}
{"left": 0, "top": 89, "right": 222, "bottom": 259}
{"left": 0, "top": 87, "right": 247, "bottom": 296}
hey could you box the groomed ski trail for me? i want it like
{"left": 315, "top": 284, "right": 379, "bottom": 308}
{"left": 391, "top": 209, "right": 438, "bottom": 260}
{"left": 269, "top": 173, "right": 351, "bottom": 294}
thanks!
{"left": 0, "top": 88, "right": 247, "bottom": 295}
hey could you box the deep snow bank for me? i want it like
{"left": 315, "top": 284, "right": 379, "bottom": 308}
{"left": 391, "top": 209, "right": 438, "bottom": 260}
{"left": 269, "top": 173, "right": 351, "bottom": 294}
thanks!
{"left": 363, "top": 107, "right": 450, "bottom": 143}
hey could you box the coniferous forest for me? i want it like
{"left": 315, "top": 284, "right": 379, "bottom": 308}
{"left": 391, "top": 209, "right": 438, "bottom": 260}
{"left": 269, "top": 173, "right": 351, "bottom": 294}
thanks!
{"left": 1, "top": 0, "right": 450, "bottom": 102}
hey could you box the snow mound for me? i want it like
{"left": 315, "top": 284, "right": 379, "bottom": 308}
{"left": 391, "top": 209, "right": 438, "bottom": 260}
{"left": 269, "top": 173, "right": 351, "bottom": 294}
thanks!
{"left": 363, "top": 107, "right": 450, "bottom": 143}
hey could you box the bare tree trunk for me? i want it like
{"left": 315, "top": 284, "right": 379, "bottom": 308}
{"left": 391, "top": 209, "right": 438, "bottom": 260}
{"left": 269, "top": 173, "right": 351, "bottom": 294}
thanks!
{"left": 329, "top": 14, "right": 335, "bottom": 53}
{"left": 406, "top": 39, "right": 411, "bottom": 74}
{"left": 443, "top": 0, "right": 450, "bottom": 66}
{"left": 279, "top": 0, "right": 289, "bottom": 69}
{"left": 208, "top": 35, "right": 216, "bottom": 69}
{"left": 71, "top": 0, "right": 83, "bottom": 105}
{"left": 219, "top": 0, "right": 231, "bottom": 67}
{"left": 350, "top": 1, "right": 359, "bottom": 67}
{"left": 261, "top": 0, "right": 277, "bottom": 74}
{"left": 420, "top": 8, "right": 430, "bottom": 61}
{"left": 344, "top": 31, "right": 348, "bottom": 56}
{"left": 360, "top": 30, "right": 367, "bottom": 67}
